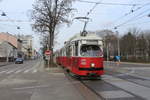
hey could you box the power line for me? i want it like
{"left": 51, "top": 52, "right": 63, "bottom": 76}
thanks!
{"left": 86, "top": 3, "right": 99, "bottom": 16}
{"left": 122, "top": 21, "right": 150, "bottom": 27}
{"left": 77, "top": 0, "right": 141, "bottom": 6}
{"left": 0, "top": 19, "right": 30, "bottom": 23}
{"left": 114, "top": 8, "right": 150, "bottom": 29}
{"left": 111, "top": 2, "right": 150, "bottom": 26}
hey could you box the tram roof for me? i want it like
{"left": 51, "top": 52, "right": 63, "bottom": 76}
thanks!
{"left": 69, "top": 33, "right": 102, "bottom": 42}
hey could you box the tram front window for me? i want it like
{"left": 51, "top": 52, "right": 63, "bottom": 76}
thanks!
{"left": 80, "top": 45, "right": 103, "bottom": 57}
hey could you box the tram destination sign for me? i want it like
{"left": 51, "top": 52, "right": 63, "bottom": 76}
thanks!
{"left": 86, "top": 40, "right": 98, "bottom": 45}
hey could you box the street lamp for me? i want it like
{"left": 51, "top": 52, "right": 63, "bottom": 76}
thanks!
{"left": 114, "top": 27, "right": 120, "bottom": 57}
{"left": 116, "top": 30, "right": 120, "bottom": 57}
{"left": 1, "top": 12, "right": 6, "bottom": 16}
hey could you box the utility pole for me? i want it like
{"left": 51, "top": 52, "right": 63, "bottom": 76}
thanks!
{"left": 116, "top": 31, "right": 120, "bottom": 56}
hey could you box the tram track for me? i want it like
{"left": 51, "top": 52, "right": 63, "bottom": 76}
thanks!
{"left": 105, "top": 69, "right": 150, "bottom": 88}
{"left": 64, "top": 69, "right": 146, "bottom": 99}
{"left": 61, "top": 67, "right": 104, "bottom": 100}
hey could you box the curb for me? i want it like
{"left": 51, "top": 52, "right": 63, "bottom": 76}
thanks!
{"left": 105, "top": 61, "right": 150, "bottom": 66}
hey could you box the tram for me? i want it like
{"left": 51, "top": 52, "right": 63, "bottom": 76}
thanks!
{"left": 56, "top": 32, "right": 104, "bottom": 77}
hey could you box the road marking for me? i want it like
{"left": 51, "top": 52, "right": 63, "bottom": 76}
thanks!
{"left": 116, "top": 69, "right": 135, "bottom": 77}
{"left": 32, "top": 69, "right": 37, "bottom": 73}
{"left": 103, "top": 75, "right": 150, "bottom": 99}
{"left": 13, "top": 85, "right": 49, "bottom": 90}
{"left": 24, "top": 69, "right": 31, "bottom": 73}
{"left": 15, "top": 69, "right": 22, "bottom": 74}
{"left": 6, "top": 67, "right": 21, "bottom": 74}
{"left": 99, "top": 90, "right": 134, "bottom": 99}
{"left": 0, "top": 70, "right": 8, "bottom": 74}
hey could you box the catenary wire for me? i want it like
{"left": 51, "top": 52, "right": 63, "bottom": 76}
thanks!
{"left": 77, "top": 0, "right": 141, "bottom": 6}
{"left": 114, "top": 8, "right": 150, "bottom": 28}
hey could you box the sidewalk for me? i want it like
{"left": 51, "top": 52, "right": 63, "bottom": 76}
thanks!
{"left": 0, "top": 62, "right": 12, "bottom": 67}
{"left": 33, "top": 60, "right": 85, "bottom": 100}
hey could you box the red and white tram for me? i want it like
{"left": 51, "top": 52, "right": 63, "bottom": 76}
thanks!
{"left": 56, "top": 32, "right": 104, "bottom": 77}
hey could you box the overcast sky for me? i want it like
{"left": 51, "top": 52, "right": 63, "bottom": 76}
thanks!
{"left": 0, "top": 0, "right": 150, "bottom": 50}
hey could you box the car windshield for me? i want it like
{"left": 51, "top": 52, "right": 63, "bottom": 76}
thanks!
{"left": 80, "top": 45, "right": 103, "bottom": 57}
{"left": 16, "top": 58, "right": 23, "bottom": 60}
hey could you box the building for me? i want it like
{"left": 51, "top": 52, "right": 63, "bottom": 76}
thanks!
{"left": 0, "top": 32, "right": 18, "bottom": 48}
{"left": 17, "top": 35, "right": 33, "bottom": 59}
{"left": 0, "top": 40, "right": 17, "bottom": 62}
{"left": 0, "top": 32, "right": 23, "bottom": 59}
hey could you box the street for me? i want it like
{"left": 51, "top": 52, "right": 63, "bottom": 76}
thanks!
{"left": 0, "top": 60, "right": 42, "bottom": 100}
{"left": 81, "top": 62, "right": 150, "bottom": 100}
{"left": 0, "top": 60, "right": 85, "bottom": 100}
{"left": 0, "top": 60, "right": 150, "bottom": 100}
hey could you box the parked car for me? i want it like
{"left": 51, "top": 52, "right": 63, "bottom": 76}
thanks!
{"left": 15, "top": 58, "right": 24, "bottom": 64}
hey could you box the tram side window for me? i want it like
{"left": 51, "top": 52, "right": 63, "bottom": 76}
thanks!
{"left": 75, "top": 42, "right": 78, "bottom": 56}
{"left": 66, "top": 46, "right": 71, "bottom": 57}
{"left": 72, "top": 45, "right": 75, "bottom": 56}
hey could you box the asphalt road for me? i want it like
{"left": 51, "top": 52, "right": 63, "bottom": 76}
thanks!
{"left": 0, "top": 60, "right": 150, "bottom": 100}
{"left": 0, "top": 60, "right": 85, "bottom": 100}
{"left": 0, "top": 60, "right": 42, "bottom": 100}
{"left": 81, "top": 61, "right": 150, "bottom": 100}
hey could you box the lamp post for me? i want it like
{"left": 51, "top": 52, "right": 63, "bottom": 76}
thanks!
{"left": 1, "top": 12, "right": 6, "bottom": 16}
{"left": 116, "top": 30, "right": 120, "bottom": 57}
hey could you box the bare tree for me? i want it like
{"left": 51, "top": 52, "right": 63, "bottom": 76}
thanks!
{"left": 31, "top": 0, "right": 74, "bottom": 67}
{"left": 120, "top": 32, "right": 136, "bottom": 60}
{"left": 96, "top": 30, "right": 117, "bottom": 59}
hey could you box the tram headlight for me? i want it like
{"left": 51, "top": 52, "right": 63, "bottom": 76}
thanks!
{"left": 91, "top": 63, "right": 95, "bottom": 68}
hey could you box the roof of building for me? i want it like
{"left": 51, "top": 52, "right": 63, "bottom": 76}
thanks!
{"left": 0, "top": 40, "right": 17, "bottom": 49}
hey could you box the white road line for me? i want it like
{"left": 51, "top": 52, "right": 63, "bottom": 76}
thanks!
{"left": 116, "top": 69, "right": 135, "bottom": 77}
{"left": 32, "top": 69, "right": 37, "bottom": 73}
{"left": 6, "top": 68, "right": 19, "bottom": 74}
{"left": 13, "top": 85, "right": 49, "bottom": 90}
{"left": 15, "top": 66, "right": 32, "bottom": 74}
{"left": 23, "top": 66, "right": 36, "bottom": 73}
{"left": 24, "top": 69, "right": 31, "bottom": 73}
{"left": 103, "top": 75, "right": 150, "bottom": 99}
{"left": 0, "top": 70, "right": 9, "bottom": 74}
{"left": 15, "top": 69, "right": 23, "bottom": 74}
{"left": 6, "top": 67, "right": 22, "bottom": 74}
{"left": 23, "top": 62, "right": 40, "bottom": 74}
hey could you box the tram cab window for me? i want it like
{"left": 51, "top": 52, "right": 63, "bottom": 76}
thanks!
{"left": 80, "top": 45, "right": 103, "bottom": 57}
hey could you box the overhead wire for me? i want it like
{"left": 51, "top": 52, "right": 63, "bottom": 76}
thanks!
{"left": 77, "top": 0, "right": 150, "bottom": 30}
{"left": 77, "top": 0, "right": 141, "bottom": 6}
{"left": 114, "top": 8, "right": 150, "bottom": 29}
{"left": 121, "top": 21, "right": 150, "bottom": 27}
{"left": 86, "top": 3, "right": 99, "bottom": 16}
{"left": 111, "top": 2, "right": 150, "bottom": 26}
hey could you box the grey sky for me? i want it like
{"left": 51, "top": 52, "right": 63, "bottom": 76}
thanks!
{"left": 0, "top": 0, "right": 150, "bottom": 50}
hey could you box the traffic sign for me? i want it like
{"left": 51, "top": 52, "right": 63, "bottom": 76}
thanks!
{"left": 45, "top": 50, "right": 51, "bottom": 55}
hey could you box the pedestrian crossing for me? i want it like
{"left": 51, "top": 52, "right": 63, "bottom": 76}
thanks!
{"left": 0, "top": 68, "right": 38, "bottom": 74}
{"left": 101, "top": 75, "right": 150, "bottom": 100}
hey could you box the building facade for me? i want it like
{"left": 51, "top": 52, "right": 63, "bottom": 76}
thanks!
{"left": 0, "top": 32, "right": 23, "bottom": 59}
{"left": 17, "top": 35, "right": 33, "bottom": 59}
{"left": 0, "top": 40, "right": 17, "bottom": 61}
